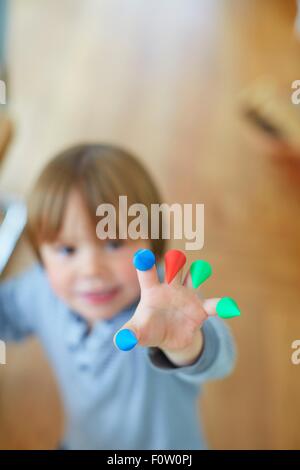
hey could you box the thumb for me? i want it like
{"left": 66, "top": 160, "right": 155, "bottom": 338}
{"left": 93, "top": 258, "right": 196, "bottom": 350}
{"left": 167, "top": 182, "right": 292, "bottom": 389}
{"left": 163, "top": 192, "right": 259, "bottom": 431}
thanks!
{"left": 113, "top": 317, "right": 141, "bottom": 351}
{"left": 114, "top": 248, "right": 158, "bottom": 351}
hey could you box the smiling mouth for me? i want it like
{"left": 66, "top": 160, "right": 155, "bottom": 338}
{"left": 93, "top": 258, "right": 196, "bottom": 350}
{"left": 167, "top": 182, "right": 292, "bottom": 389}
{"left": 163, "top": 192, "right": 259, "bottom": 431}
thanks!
{"left": 78, "top": 286, "right": 121, "bottom": 304}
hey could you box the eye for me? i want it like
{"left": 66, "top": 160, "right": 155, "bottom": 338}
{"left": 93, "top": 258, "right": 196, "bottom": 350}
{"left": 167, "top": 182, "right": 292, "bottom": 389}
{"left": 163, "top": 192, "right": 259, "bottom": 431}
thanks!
{"left": 104, "top": 240, "right": 124, "bottom": 251}
{"left": 57, "top": 245, "right": 76, "bottom": 256}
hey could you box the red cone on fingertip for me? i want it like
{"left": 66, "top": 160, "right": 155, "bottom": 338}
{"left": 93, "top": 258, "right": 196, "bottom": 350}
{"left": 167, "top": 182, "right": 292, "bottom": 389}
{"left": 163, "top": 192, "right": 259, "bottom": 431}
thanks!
{"left": 164, "top": 249, "right": 186, "bottom": 283}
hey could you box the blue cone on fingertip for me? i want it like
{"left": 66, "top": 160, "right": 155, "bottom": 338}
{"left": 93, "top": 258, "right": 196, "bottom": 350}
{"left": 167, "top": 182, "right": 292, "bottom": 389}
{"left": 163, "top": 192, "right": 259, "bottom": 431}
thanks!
{"left": 114, "top": 328, "right": 138, "bottom": 351}
{"left": 133, "top": 249, "right": 156, "bottom": 271}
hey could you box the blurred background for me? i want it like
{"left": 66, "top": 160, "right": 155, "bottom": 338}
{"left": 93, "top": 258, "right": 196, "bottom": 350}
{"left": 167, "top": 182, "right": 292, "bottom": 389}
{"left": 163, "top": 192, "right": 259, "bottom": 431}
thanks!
{"left": 0, "top": 0, "right": 300, "bottom": 449}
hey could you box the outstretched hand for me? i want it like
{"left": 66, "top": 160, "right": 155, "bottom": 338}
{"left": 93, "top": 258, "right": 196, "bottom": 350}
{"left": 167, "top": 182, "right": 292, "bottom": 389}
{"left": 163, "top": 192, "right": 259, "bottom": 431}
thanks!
{"left": 114, "top": 249, "right": 240, "bottom": 366}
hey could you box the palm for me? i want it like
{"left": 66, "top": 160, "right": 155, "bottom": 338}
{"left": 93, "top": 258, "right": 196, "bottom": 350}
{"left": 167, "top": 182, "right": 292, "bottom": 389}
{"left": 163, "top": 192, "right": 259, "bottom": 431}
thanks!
{"left": 133, "top": 282, "right": 206, "bottom": 350}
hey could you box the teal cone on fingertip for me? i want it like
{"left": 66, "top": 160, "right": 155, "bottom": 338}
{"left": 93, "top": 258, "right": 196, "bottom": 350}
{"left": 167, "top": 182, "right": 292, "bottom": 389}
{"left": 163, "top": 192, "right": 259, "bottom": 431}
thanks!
{"left": 114, "top": 329, "right": 138, "bottom": 351}
{"left": 216, "top": 297, "right": 241, "bottom": 319}
{"left": 190, "top": 260, "right": 212, "bottom": 288}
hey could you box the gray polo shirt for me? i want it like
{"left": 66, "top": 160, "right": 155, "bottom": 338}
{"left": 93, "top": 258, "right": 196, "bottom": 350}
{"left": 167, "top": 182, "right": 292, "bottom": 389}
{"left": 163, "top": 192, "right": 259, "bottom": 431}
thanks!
{"left": 0, "top": 263, "right": 236, "bottom": 449}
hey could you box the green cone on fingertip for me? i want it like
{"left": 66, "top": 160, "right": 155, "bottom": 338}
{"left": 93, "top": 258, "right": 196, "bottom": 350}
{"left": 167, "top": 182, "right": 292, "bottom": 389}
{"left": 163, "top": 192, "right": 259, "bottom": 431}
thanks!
{"left": 216, "top": 297, "right": 241, "bottom": 319}
{"left": 190, "top": 260, "right": 212, "bottom": 288}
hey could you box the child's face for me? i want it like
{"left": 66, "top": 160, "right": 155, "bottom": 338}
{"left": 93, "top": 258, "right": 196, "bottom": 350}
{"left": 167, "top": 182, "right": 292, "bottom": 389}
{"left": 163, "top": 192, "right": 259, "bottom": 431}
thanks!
{"left": 39, "top": 190, "right": 151, "bottom": 325}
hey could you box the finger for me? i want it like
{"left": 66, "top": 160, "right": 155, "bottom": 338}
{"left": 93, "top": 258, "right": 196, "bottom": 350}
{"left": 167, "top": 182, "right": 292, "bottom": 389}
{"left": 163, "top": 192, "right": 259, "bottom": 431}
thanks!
{"left": 164, "top": 249, "right": 186, "bottom": 285}
{"left": 113, "top": 312, "right": 154, "bottom": 351}
{"left": 113, "top": 328, "right": 139, "bottom": 351}
{"left": 183, "top": 260, "right": 212, "bottom": 289}
{"left": 202, "top": 298, "right": 221, "bottom": 316}
{"left": 133, "top": 248, "right": 159, "bottom": 291}
{"left": 113, "top": 307, "right": 142, "bottom": 352}
{"left": 216, "top": 297, "right": 241, "bottom": 319}
{"left": 202, "top": 297, "right": 241, "bottom": 319}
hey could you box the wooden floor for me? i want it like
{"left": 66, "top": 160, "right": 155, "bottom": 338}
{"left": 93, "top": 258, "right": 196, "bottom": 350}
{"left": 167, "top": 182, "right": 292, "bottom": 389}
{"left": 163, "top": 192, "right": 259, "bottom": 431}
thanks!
{"left": 0, "top": 0, "right": 300, "bottom": 449}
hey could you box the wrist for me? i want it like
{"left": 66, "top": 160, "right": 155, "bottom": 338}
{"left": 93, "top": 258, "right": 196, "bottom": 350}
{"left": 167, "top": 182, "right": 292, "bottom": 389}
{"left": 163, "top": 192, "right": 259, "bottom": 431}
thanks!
{"left": 161, "top": 328, "right": 204, "bottom": 367}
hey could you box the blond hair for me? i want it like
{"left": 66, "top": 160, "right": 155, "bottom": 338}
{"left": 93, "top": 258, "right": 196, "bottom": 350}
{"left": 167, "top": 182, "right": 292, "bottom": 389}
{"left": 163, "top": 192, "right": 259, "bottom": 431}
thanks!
{"left": 27, "top": 143, "right": 166, "bottom": 260}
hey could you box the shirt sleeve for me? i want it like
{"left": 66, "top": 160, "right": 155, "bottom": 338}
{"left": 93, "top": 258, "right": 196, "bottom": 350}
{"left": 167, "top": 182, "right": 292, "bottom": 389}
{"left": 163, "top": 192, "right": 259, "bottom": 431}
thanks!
{"left": 146, "top": 315, "right": 237, "bottom": 387}
{"left": 0, "top": 264, "right": 43, "bottom": 341}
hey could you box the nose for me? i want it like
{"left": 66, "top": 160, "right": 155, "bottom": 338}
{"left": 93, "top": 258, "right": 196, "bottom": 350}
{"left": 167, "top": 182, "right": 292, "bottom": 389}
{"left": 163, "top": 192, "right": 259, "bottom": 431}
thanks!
{"left": 81, "top": 247, "right": 108, "bottom": 278}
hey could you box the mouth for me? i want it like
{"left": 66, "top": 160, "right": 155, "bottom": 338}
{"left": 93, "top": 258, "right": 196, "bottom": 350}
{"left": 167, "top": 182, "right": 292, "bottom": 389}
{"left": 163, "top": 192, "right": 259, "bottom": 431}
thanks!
{"left": 78, "top": 286, "right": 121, "bottom": 305}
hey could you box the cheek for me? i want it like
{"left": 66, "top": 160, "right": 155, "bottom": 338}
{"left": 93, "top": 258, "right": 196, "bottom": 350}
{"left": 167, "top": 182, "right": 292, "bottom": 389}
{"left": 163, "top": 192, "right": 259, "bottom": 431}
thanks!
{"left": 44, "top": 260, "right": 74, "bottom": 297}
{"left": 49, "top": 269, "right": 70, "bottom": 295}
{"left": 114, "top": 258, "right": 139, "bottom": 290}
{"left": 120, "top": 263, "right": 139, "bottom": 284}
{"left": 113, "top": 243, "right": 152, "bottom": 290}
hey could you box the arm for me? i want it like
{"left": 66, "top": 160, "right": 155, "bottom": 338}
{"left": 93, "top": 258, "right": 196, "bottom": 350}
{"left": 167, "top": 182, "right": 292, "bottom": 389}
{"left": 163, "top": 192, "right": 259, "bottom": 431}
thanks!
{"left": 0, "top": 263, "right": 42, "bottom": 341}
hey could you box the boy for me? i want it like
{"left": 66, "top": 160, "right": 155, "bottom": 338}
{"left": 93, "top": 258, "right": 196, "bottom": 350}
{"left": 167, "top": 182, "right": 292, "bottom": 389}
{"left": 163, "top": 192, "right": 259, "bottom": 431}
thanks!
{"left": 0, "top": 144, "right": 236, "bottom": 449}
